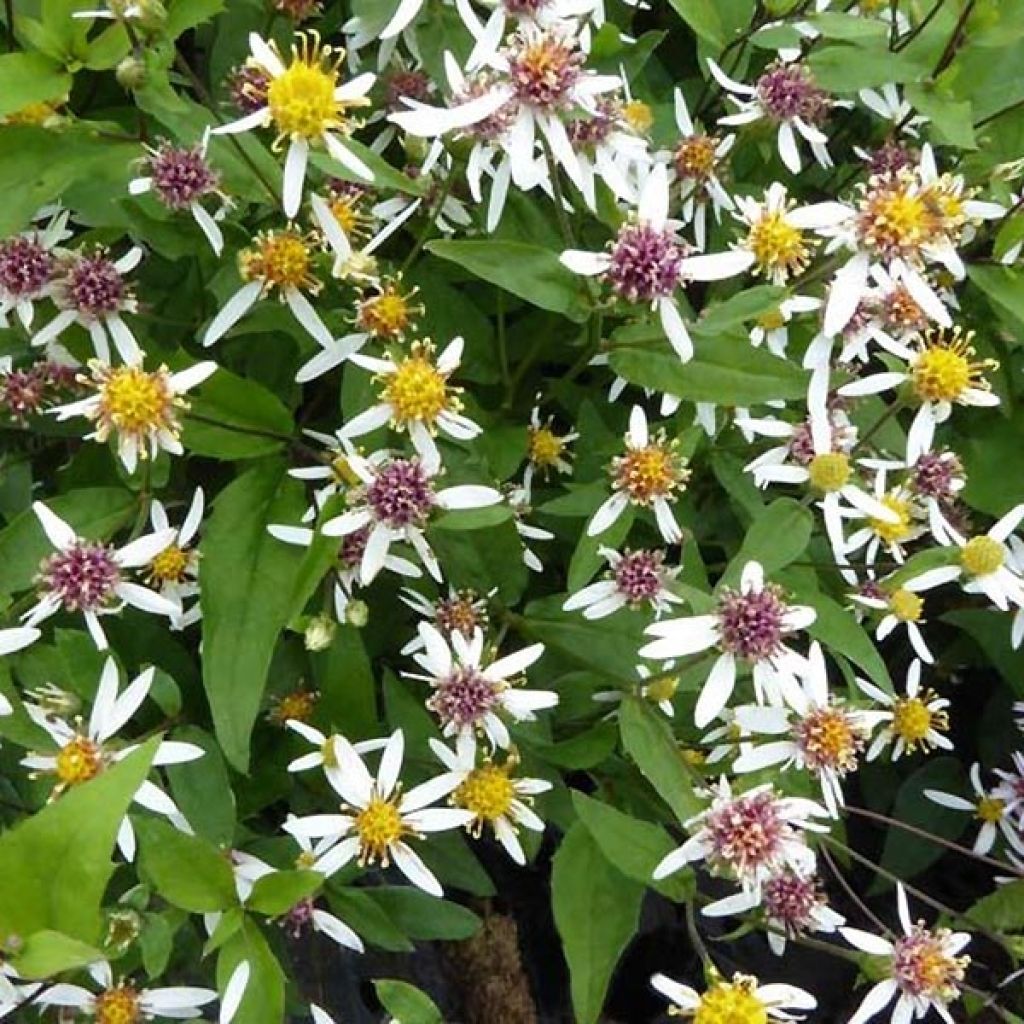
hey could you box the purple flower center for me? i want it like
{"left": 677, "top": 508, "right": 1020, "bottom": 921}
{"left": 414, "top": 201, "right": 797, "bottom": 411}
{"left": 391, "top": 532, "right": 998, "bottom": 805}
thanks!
{"left": 37, "top": 541, "right": 121, "bottom": 612}
{"left": 0, "top": 236, "right": 53, "bottom": 297}
{"left": 339, "top": 525, "right": 370, "bottom": 568}
{"left": 613, "top": 549, "right": 666, "bottom": 604}
{"left": 385, "top": 69, "right": 432, "bottom": 112}
{"left": 227, "top": 64, "right": 271, "bottom": 114}
{"left": 282, "top": 898, "right": 316, "bottom": 939}
{"left": 504, "top": 0, "right": 549, "bottom": 13}
{"left": 762, "top": 870, "right": 823, "bottom": 932}
{"left": 705, "top": 790, "right": 787, "bottom": 877}
{"left": 507, "top": 32, "right": 583, "bottom": 110}
{"left": 716, "top": 584, "right": 787, "bottom": 661}
{"left": 148, "top": 143, "right": 219, "bottom": 210}
{"left": 607, "top": 223, "right": 684, "bottom": 303}
{"left": 428, "top": 667, "right": 499, "bottom": 730}
{"left": 755, "top": 61, "right": 829, "bottom": 124}
{"left": 912, "top": 451, "right": 961, "bottom": 501}
{"left": 366, "top": 459, "right": 436, "bottom": 529}
{"left": 567, "top": 100, "right": 617, "bottom": 150}
{"left": 865, "top": 141, "right": 915, "bottom": 177}
{"left": 62, "top": 252, "right": 126, "bottom": 316}
{"left": 435, "top": 591, "right": 485, "bottom": 639}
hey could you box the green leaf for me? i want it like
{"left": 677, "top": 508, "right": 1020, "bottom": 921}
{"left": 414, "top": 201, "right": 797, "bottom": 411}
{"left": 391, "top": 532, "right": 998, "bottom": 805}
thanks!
{"left": 200, "top": 459, "right": 309, "bottom": 771}
{"left": 942, "top": 608, "right": 1024, "bottom": 696}
{"left": 0, "top": 53, "right": 71, "bottom": 118}
{"left": 807, "top": 12, "right": 888, "bottom": 42}
{"left": 959, "top": 409, "right": 1024, "bottom": 517}
{"left": 182, "top": 367, "right": 295, "bottom": 460}
{"left": 165, "top": 0, "right": 226, "bottom": 37}
{"left": 216, "top": 918, "right": 286, "bottom": 1024}
{"left": 314, "top": 625, "right": 380, "bottom": 740}
{"left": 552, "top": 823, "right": 644, "bottom": 1024}
{"left": 904, "top": 84, "right": 975, "bottom": 148}
{"left": 807, "top": 46, "right": 928, "bottom": 91}
{"left": 970, "top": 879, "right": 1024, "bottom": 931}
{"left": 696, "top": 286, "right": 787, "bottom": 334}
{"left": 165, "top": 726, "right": 237, "bottom": 847}
{"left": 0, "top": 487, "right": 135, "bottom": 593}
{"left": 0, "top": 739, "right": 158, "bottom": 946}
{"left": 368, "top": 888, "right": 481, "bottom": 941}
{"left": 373, "top": 980, "right": 444, "bottom": 1024}
{"left": 723, "top": 499, "right": 813, "bottom": 584}
{"left": 11, "top": 930, "right": 105, "bottom": 980}
{"left": 609, "top": 330, "right": 809, "bottom": 405}
{"left": 426, "top": 239, "right": 590, "bottom": 322}
{"left": 967, "top": 264, "right": 1024, "bottom": 334}
{"left": 619, "top": 696, "right": 703, "bottom": 823}
{"left": 667, "top": 0, "right": 724, "bottom": 46}
{"left": 246, "top": 871, "right": 322, "bottom": 916}
{"left": 136, "top": 818, "right": 238, "bottom": 913}
{"left": 328, "top": 889, "right": 414, "bottom": 953}
{"left": 572, "top": 791, "right": 693, "bottom": 902}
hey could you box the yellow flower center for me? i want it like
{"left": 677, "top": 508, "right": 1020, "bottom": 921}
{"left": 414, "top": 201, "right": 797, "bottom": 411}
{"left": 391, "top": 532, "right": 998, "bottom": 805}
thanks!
{"left": 859, "top": 177, "right": 931, "bottom": 257}
{"left": 797, "top": 706, "right": 863, "bottom": 774}
{"left": 149, "top": 543, "right": 190, "bottom": 584}
{"left": 5, "top": 100, "right": 60, "bottom": 125}
{"left": 357, "top": 283, "right": 418, "bottom": 340}
{"left": 355, "top": 796, "right": 406, "bottom": 862}
{"left": 757, "top": 308, "right": 787, "bottom": 331}
{"left": 887, "top": 588, "right": 923, "bottom": 622}
{"left": 807, "top": 452, "right": 851, "bottom": 493}
{"left": 746, "top": 211, "right": 811, "bottom": 280}
{"left": 911, "top": 328, "right": 996, "bottom": 404}
{"left": 694, "top": 978, "right": 768, "bottom": 1024}
{"left": 95, "top": 985, "right": 141, "bottom": 1024}
{"left": 645, "top": 675, "right": 680, "bottom": 703}
{"left": 976, "top": 795, "right": 1005, "bottom": 823}
{"left": 674, "top": 134, "right": 719, "bottom": 182}
{"left": 622, "top": 99, "right": 653, "bottom": 134}
{"left": 681, "top": 747, "right": 707, "bottom": 768}
{"left": 529, "top": 426, "right": 565, "bottom": 468}
{"left": 99, "top": 366, "right": 172, "bottom": 435}
{"left": 295, "top": 849, "right": 317, "bottom": 869}
{"left": 614, "top": 442, "right": 689, "bottom": 504}
{"left": 892, "top": 694, "right": 947, "bottom": 748}
{"left": 240, "top": 230, "right": 319, "bottom": 292}
{"left": 869, "top": 493, "right": 914, "bottom": 546}
{"left": 266, "top": 33, "right": 344, "bottom": 140}
{"left": 382, "top": 348, "right": 452, "bottom": 425}
{"left": 329, "top": 195, "right": 362, "bottom": 235}
{"left": 455, "top": 763, "right": 516, "bottom": 823}
{"left": 960, "top": 535, "right": 1004, "bottom": 576}
{"left": 271, "top": 689, "right": 319, "bottom": 725}
{"left": 55, "top": 735, "right": 103, "bottom": 786}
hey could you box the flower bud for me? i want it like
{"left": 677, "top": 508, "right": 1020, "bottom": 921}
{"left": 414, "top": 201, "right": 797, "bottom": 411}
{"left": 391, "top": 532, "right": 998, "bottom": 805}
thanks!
{"left": 345, "top": 599, "right": 369, "bottom": 628}
{"left": 116, "top": 56, "right": 148, "bottom": 90}
{"left": 304, "top": 613, "right": 336, "bottom": 652}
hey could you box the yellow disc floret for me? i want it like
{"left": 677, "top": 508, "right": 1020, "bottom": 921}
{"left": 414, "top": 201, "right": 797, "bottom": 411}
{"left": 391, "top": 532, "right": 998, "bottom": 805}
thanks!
{"left": 888, "top": 588, "right": 923, "bottom": 622}
{"left": 149, "top": 543, "right": 190, "bottom": 584}
{"left": 268, "top": 688, "right": 319, "bottom": 726}
{"left": 674, "top": 134, "right": 720, "bottom": 183}
{"left": 613, "top": 437, "right": 690, "bottom": 505}
{"left": 529, "top": 426, "right": 566, "bottom": 468}
{"left": 869, "top": 493, "right": 914, "bottom": 546}
{"left": 455, "top": 762, "right": 516, "bottom": 827}
{"left": 911, "top": 327, "right": 995, "bottom": 404}
{"left": 807, "top": 452, "right": 851, "bottom": 493}
{"left": 622, "top": 99, "right": 653, "bottom": 134}
{"left": 891, "top": 692, "right": 947, "bottom": 750}
{"left": 240, "top": 229, "right": 320, "bottom": 294}
{"left": 97, "top": 364, "right": 175, "bottom": 436}
{"left": 357, "top": 280, "right": 420, "bottom": 340}
{"left": 976, "top": 795, "right": 1005, "bottom": 823}
{"left": 355, "top": 795, "right": 406, "bottom": 863}
{"left": 645, "top": 675, "right": 680, "bottom": 704}
{"left": 382, "top": 341, "right": 457, "bottom": 426}
{"left": 746, "top": 212, "right": 812, "bottom": 281}
{"left": 857, "top": 173, "right": 932, "bottom": 259}
{"left": 694, "top": 976, "right": 768, "bottom": 1024}
{"left": 56, "top": 735, "right": 103, "bottom": 786}
{"left": 960, "top": 535, "right": 1004, "bottom": 577}
{"left": 95, "top": 985, "right": 141, "bottom": 1024}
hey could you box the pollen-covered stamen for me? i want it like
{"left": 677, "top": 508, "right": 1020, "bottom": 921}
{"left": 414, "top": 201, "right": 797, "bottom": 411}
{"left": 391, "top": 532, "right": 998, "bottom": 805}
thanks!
{"left": 911, "top": 451, "right": 962, "bottom": 501}
{"left": 856, "top": 173, "right": 932, "bottom": 261}
{"left": 529, "top": 424, "right": 565, "bottom": 469}
{"left": 864, "top": 140, "right": 916, "bottom": 177}
{"left": 228, "top": 63, "right": 271, "bottom": 114}
{"left": 55, "top": 734, "right": 104, "bottom": 786}
{"left": 324, "top": 181, "right": 373, "bottom": 240}
{"left": 0, "top": 235, "right": 53, "bottom": 297}
{"left": 612, "top": 434, "right": 690, "bottom": 505}
{"left": 146, "top": 142, "right": 220, "bottom": 210}
{"left": 891, "top": 692, "right": 948, "bottom": 750}
{"left": 365, "top": 459, "right": 437, "bottom": 529}
{"left": 911, "top": 327, "right": 995, "bottom": 404}
{"left": 807, "top": 452, "right": 852, "bottom": 493}
{"left": 960, "top": 535, "right": 1004, "bottom": 577}
{"left": 888, "top": 588, "right": 923, "bottom": 623}
{"left": 674, "top": 134, "right": 721, "bottom": 184}
{"left": 94, "top": 363, "right": 181, "bottom": 442}
{"left": 762, "top": 870, "right": 827, "bottom": 935}
{"left": 354, "top": 793, "right": 408, "bottom": 864}
{"left": 704, "top": 790, "right": 789, "bottom": 878}
{"left": 381, "top": 341, "right": 461, "bottom": 427}
{"left": 148, "top": 543, "right": 191, "bottom": 585}
{"left": 94, "top": 983, "right": 141, "bottom": 1024}
{"left": 613, "top": 549, "right": 668, "bottom": 605}
{"left": 37, "top": 541, "right": 121, "bottom": 612}
{"left": 268, "top": 687, "right": 319, "bottom": 726}
{"left": 715, "top": 583, "right": 788, "bottom": 662}
{"left": 428, "top": 667, "right": 502, "bottom": 732}
{"left": 745, "top": 210, "right": 814, "bottom": 281}
{"left": 794, "top": 704, "right": 866, "bottom": 775}
{"left": 693, "top": 975, "right": 769, "bottom": 1024}
{"left": 921, "top": 174, "right": 976, "bottom": 246}
{"left": 454, "top": 760, "right": 516, "bottom": 833}
{"left": 57, "top": 249, "right": 131, "bottom": 316}
{"left": 435, "top": 590, "right": 487, "bottom": 640}
{"left": 975, "top": 795, "right": 1005, "bottom": 823}
{"left": 357, "top": 280, "right": 421, "bottom": 340}
{"left": 755, "top": 60, "right": 829, "bottom": 124}
{"left": 239, "top": 229, "right": 321, "bottom": 294}
{"left": 606, "top": 223, "right": 685, "bottom": 302}
{"left": 281, "top": 896, "right": 316, "bottom": 938}
{"left": 892, "top": 926, "right": 968, "bottom": 1001}
{"left": 879, "top": 285, "right": 928, "bottom": 335}
{"left": 868, "top": 493, "right": 914, "bottom": 546}
{"left": 506, "top": 30, "right": 584, "bottom": 110}
{"left": 265, "top": 32, "right": 363, "bottom": 143}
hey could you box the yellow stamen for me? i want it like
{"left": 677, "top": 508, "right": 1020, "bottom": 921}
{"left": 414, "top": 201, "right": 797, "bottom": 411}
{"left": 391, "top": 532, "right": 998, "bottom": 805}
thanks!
{"left": 693, "top": 976, "right": 768, "bottom": 1024}
{"left": 95, "top": 985, "right": 141, "bottom": 1024}
{"left": 355, "top": 795, "right": 406, "bottom": 863}
{"left": 960, "top": 535, "right": 1004, "bottom": 576}
{"left": 807, "top": 452, "right": 851, "bottom": 493}
{"left": 381, "top": 341, "right": 457, "bottom": 426}
{"left": 240, "top": 229, "right": 320, "bottom": 293}
{"left": 55, "top": 735, "right": 103, "bottom": 785}
{"left": 746, "top": 211, "right": 812, "bottom": 281}
{"left": 887, "top": 588, "right": 923, "bottom": 622}
{"left": 149, "top": 543, "right": 190, "bottom": 584}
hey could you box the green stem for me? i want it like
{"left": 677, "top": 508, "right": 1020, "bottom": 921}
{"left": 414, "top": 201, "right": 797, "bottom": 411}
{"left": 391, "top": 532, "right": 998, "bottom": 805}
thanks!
{"left": 497, "top": 290, "right": 511, "bottom": 399}
{"left": 399, "top": 172, "right": 457, "bottom": 276}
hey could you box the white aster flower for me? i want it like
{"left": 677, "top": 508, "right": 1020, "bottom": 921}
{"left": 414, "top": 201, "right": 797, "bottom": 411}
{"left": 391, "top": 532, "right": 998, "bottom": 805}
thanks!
{"left": 212, "top": 31, "right": 374, "bottom": 218}
{"left": 651, "top": 970, "right": 816, "bottom": 1021}
{"left": 848, "top": 573, "right": 937, "bottom": 664}
{"left": 0, "top": 207, "right": 69, "bottom": 330}
{"left": 841, "top": 884, "right": 970, "bottom": 1024}
{"left": 925, "top": 762, "right": 1022, "bottom": 856}
{"left": 407, "top": 623, "right": 553, "bottom": 748}
{"left": 283, "top": 729, "right": 473, "bottom": 897}
{"left": 641, "top": 560, "right": 815, "bottom": 727}
{"left": 49, "top": 360, "right": 217, "bottom": 474}
{"left": 284, "top": 720, "right": 389, "bottom": 775}
{"left": 563, "top": 545, "right": 682, "bottom": 620}
{"left": 143, "top": 488, "right": 205, "bottom": 630}
{"left": 747, "top": 295, "right": 821, "bottom": 357}
{"left": 24, "top": 502, "right": 181, "bottom": 649}
{"left": 0, "top": 625, "right": 40, "bottom": 658}
{"left": 399, "top": 585, "right": 493, "bottom": 655}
